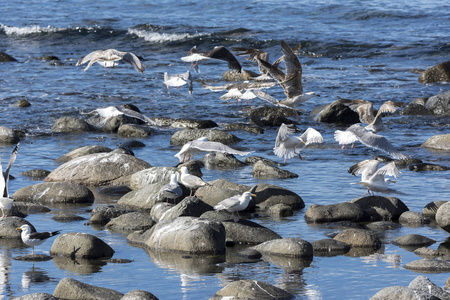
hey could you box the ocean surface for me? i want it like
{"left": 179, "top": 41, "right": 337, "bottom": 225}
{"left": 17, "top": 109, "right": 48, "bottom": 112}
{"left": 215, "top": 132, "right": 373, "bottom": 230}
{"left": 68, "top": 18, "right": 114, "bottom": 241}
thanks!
{"left": 0, "top": 0, "right": 449, "bottom": 299}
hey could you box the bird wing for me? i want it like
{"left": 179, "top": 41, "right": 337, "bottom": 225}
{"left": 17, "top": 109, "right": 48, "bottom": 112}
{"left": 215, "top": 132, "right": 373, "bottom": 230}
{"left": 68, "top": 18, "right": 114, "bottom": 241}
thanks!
{"left": 280, "top": 40, "right": 303, "bottom": 97}
{"left": 207, "top": 46, "right": 242, "bottom": 72}
{"left": 334, "top": 129, "right": 358, "bottom": 145}
{"left": 347, "top": 124, "right": 406, "bottom": 159}
{"left": 256, "top": 57, "right": 286, "bottom": 83}
{"left": 232, "top": 47, "right": 269, "bottom": 62}
{"left": 3, "top": 143, "right": 19, "bottom": 197}
{"left": 337, "top": 98, "right": 375, "bottom": 124}
{"left": 300, "top": 128, "right": 323, "bottom": 146}
{"left": 374, "top": 161, "right": 400, "bottom": 179}
{"left": 220, "top": 88, "right": 243, "bottom": 100}
{"left": 121, "top": 52, "right": 145, "bottom": 73}
{"left": 76, "top": 50, "right": 104, "bottom": 66}
{"left": 349, "top": 159, "right": 380, "bottom": 182}
{"left": 275, "top": 123, "right": 296, "bottom": 147}
{"left": 190, "top": 140, "right": 252, "bottom": 156}
{"left": 214, "top": 195, "right": 240, "bottom": 211}
{"left": 377, "top": 100, "right": 403, "bottom": 115}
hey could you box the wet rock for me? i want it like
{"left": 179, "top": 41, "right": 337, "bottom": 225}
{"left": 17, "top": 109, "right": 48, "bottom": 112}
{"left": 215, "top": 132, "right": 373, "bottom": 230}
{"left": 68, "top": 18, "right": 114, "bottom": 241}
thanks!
{"left": 94, "top": 185, "right": 132, "bottom": 198}
{"left": 53, "top": 277, "right": 123, "bottom": 300}
{"left": 398, "top": 211, "right": 431, "bottom": 226}
{"left": 130, "top": 166, "right": 178, "bottom": 190}
{"left": 158, "top": 197, "right": 213, "bottom": 222}
{"left": 195, "top": 185, "right": 244, "bottom": 208}
{"left": 409, "top": 275, "right": 450, "bottom": 300}
{"left": 400, "top": 102, "right": 433, "bottom": 115}
{"left": 404, "top": 259, "right": 450, "bottom": 273}
{"left": 10, "top": 202, "right": 51, "bottom": 218}
{"left": 311, "top": 239, "right": 351, "bottom": 257}
{"left": 14, "top": 254, "right": 53, "bottom": 261}
{"left": 201, "top": 213, "right": 282, "bottom": 244}
{"left": 106, "top": 212, "right": 155, "bottom": 232}
{"left": 0, "top": 217, "right": 34, "bottom": 239}
{"left": 52, "top": 116, "right": 93, "bottom": 133}
{"left": 409, "top": 162, "right": 449, "bottom": 172}
{"left": 89, "top": 205, "right": 131, "bottom": 225}
{"left": 252, "top": 160, "right": 298, "bottom": 179}
{"left": 50, "top": 232, "right": 115, "bottom": 259}
{"left": 210, "top": 279, "right": 294, "bottom": 300}
{"left": 13, "top": 182, "right": 94, "bottom": 204}
{"left": 207, "top": 179, "right": 251, "bottom": 193}
{"left": 245, "top": 155, "right": 280, "bottom": 166}
{"left": 333, "top": 229, "right": 381, "bottom": 249}
{"left": 266, "top": 203, "right": 293, "bottom": 217}
{"left": 121, "top": 289, "right": 159, "bottom": 300}
{"left": 422, "top": 134, "right": 450, "bottom": 150}
{"left": 201, "top": 152, "right": 247, "bottom": 168}
{"left": 436, "top": 201, "right": 450, "bottom": 232}
{"left": 422, "top": 201, "right": 447, "bottom": 219}
{"left": 349, "top": 196, "right": 409, "bottom": 221}
{"left": 170, "top": 129, "right": 241, "bottom": 146}
{"left": 419, "top": 61, "right": 450, "bottom": 83}
{"left": 52, "top": 213, "right": 86, "bottom": 222}
{"left": 150, "top": 202, "right": 172, "bottom": 221}
{"left": 413, "top": 247, "right": 441, "bottom": 259}
{"left": 91, "top": 114, "right": 133, "bottom": 133}
{"left": 223, "top": 123, "right": 264, "bottom": 134}
{"left": 370, "top": 285, "right": 440, "bottom": 300}
{"left": 237, "top": 248, "right": 262, "bottom": 260}
{"left": 150, "top": 117, "right": 218, "bottom": 129}
{"left": 45, "top": 152, "right": 152, "bottom": 186}
{"left": 20, "top": 169, "right": 51, "bottom": 179}
{"left": 249, "top": 106, "right": 298, "bottom": 127}
{"left": 311, "top": 100, "right": 359, "bottom": 124}
{"left": 0, "top": 126, "right": 20, "bottom": 144}
{"left": 144, "top": 217, "right": 226, "bottom": 254}
{"left": 392, "top": 234, "right": 436, "bottom": 248}
{"left": 119, "top": 140, "right": 146, "bottom": 148}
{"left": 117, "top": 123, "right": 153, "bottom": 138}
{"left": 12, "top": 292, "right": 58, "bottom": 300}
{"left": 252, "top": 238, "right": 313, "bottom": 258}
{"left": 117, "top": 183, "right": 165, "bottom": 212}
{"left": 251, "top": 183, "right": 304, "bottom": 210}
{"left": 55, "top": 145, "right": 112, "bottom": 163}
{"left": 15, "top": 98, "right": 31, "bottom": 107}
{"left": 0, "top": 51, "right": 18, "bottom": 62}
{"left": 223, "top": 69, "right": 259, "bottom": 81}
{"left": 365, "top": 221, "right": 402, "bottom": 231}
{"left": 305, "top": 202, "right": 368, "bottom": 223}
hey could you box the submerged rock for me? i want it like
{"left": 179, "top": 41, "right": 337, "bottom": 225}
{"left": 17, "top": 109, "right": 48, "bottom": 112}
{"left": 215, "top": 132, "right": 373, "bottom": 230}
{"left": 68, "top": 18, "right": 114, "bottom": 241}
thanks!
{"left": 52, "top": 116, "right": 93, "bottom": 133}
{"left": 150, "top": 117, "right": 218, "bottom": 129}
{"left": 252, "top": 160, "right": 298, "bottom": 179}
{"left": 392, "top": 234, "right": 436, "bottom": 248}
{"left": 403, "top": 259, "right": 450, "bottom": 273}
{"left": 252, "top": 238, "right": 313, "bottom": 258}
{"left": 12, "top": 182, "right": 94, "bottom": 204}
{"left": 211, "top": 279, "right": 294, "bottom": 300}
{"left": 333, "top": 229, "right": 381, "bottom": 249}
{"left": 170, "top": 129, "right": 241, "bottom": 146}
{"left": 0, "top": 126, "right": 20, "bottom": 144}
{"left": 311, "top": 239, "right": 351, "bottom": 257}
{"left": 409, "top": 162, "right": 450, "bottom": 172}
{"left": 305, "top": 202, "right": 368, "bottom": 223}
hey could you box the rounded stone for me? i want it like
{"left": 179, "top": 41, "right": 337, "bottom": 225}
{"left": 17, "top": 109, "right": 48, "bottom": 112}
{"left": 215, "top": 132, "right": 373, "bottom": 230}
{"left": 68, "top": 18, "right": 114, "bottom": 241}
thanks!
{"left": 333, "top": 229, "right": 381, "bottom": 249}
{"left": 50, "top": 232, "right": 115, "bottom": 259}
{"left": 252, "top": 238, "right": 313, "bottom": 258}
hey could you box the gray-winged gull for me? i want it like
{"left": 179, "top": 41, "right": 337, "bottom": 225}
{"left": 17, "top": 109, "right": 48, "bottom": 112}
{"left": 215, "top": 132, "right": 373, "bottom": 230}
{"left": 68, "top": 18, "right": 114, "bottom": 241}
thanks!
{"left": 178, "top": 166, "right": 208, "bottom": 196}
{"left": 0, "top": 143, "right": 18, "bottom": 218}
{"left": 349, "top": 159, "right": 400, "bottom": 195}
{"left": 76, "top": 49, "right": 145, "bottom": 73}
{"left": 164, "top": 70, "right": 193, "bottom": 95}
{"left": 159, "top": 173, "right": 183, "bottom": 204}
{"left": 274, "top": 123, "right": 323, "bottom": 164}
{"left": 181, "top": 45, "right": 242, "bottom": 73}
{"left": 214, "top": 191, "right": 256, "bottom": 222}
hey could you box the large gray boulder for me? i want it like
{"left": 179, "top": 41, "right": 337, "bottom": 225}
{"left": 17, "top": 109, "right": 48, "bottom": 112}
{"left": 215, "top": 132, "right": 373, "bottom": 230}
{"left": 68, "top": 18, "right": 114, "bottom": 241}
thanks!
{"left": 195, "top": 185, "right": 244, "bottom": 209}
{"left": 170, "top": 129, "right": 241, "bottom": 146}
{"left": 129, "top": 167, "right": 178, "bottom": 190}
{"left": 117, "top": 123, "right": 153, "bottom": 138}
{"left": 349, "top": 196, "right": 409, "bottom": 221}
{"left": 409, "top": 276, "right": 450, "bottom": 300}
{"left": 333, "top": 229, "right": 381, "bottom": 249}
{"left": 0, "top": 217, "right": 34, "bottom": 239}
{"left": 370, "top": 285, "right": 440, "bottom": 300}
{"left": 252, "top": 160, "right": 298, "bottom": 179}
{"left": 251, "top": 184, "right": 304, "bottom": 210}
{"left": 144, "top": 217, "right": 226, "bottom": 254}
{"left": 403, "top": 259, "right": 450, "bottom": 273}
{"left": 53, "top": 277, "right": 123, "bottom": 300}
{"left": 436, "top": 201, "right": 450, "bottom": 232}
{"left": 201, "top": 152, "right": 247, "bottom": 168}
{"left": 0, "top": 126, "right": 20, "bottom": 144}
{"left": 121, "top": 290, "right": 159, "bottom": 300}
{"left": 56, "top": 145, "right": 112, "bottom": 163}
{"left": 158, "top": 197, "right": 213, "bottom": 222}
{"left": 52, "top": 116, "right": 93, "bottom": 133}
{"left": 210, "top": 279, "right": 294, "bottom": 300}
{"left": 424, "top": 91, "right": 450, "bottom": 115}
{"left": 305, "top": 202, "right": 368, "bottom": 223}
{"left": 45, "top": 152, "right": 152, "bottom": 186}
{"left": 50, "top": 232, "right": 115, "bottom": 259}
{"left": 105, "top": 212, "right": 155, "bottom": 232}
{"left": 311, "top": 239, "right": 351, "bottom": 257}
{"left": 12, "top": 182, "right": 94, "bottom": 204}
{"left": 117, "top": 183, "right": 165, "bottom": 212}
{"left": 422, "top": 134, "right": 450, "bottom": 151}
{"left": 419, "top": 61, "right": 450, "bottom": 83}
{"left": 252, "top": 238, "right": 313, "bottom": 258}
{"left": 310, "top": 100, "right": 360, "bottom": 124}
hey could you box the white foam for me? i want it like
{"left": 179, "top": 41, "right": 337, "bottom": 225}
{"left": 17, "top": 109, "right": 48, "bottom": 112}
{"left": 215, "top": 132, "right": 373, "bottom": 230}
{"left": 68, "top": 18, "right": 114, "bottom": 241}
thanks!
{"left": 127, "top": 28, "right": 208, "bottom": 43}
{"left": 0, "top": 24, "right": 65, "bottom": 36}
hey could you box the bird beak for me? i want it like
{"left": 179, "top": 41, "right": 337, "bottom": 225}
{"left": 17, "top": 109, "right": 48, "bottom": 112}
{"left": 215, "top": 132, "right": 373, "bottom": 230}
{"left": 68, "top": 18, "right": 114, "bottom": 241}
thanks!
{"left": 391, "top": 180, "right": 396, "bottom": 183}
{"left": 251, "top": 194, "right": 256, "bottom": 197}
{"left": 16, "top": 227, "right": 21, "bottom": 231}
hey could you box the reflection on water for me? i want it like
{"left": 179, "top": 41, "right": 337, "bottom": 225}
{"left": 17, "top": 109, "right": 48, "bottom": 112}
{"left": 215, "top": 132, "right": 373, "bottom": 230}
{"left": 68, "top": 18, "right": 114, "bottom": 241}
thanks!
{"left": 22, "top": 264, "right": 54, "bottom": 290}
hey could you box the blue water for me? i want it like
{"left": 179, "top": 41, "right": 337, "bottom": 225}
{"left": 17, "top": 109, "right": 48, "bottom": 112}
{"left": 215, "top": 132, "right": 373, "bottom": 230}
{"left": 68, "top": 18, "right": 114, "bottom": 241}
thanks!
{"left": 0, "top": 0, "right": 449, "bottom": 299}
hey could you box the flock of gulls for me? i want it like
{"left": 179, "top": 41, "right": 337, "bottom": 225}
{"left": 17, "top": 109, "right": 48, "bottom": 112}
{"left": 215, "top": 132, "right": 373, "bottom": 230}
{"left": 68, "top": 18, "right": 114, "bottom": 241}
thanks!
{"left": 0, "top": 40, "right": 409, "bottom": 253}
{"left": 70, "top": 40, "right": 409, "bottom": 221}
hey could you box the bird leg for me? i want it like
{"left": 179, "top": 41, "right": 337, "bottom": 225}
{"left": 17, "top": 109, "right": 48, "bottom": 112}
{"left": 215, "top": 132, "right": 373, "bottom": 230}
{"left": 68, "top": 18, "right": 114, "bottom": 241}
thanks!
{"left": 351, "top": 143, "right": 354, "bottom": 150}
{"left": 233, "top": 212, "right": 240, "bottom": 223}
{"left": 1, "top": 208, "right": 5, "bottom": 218}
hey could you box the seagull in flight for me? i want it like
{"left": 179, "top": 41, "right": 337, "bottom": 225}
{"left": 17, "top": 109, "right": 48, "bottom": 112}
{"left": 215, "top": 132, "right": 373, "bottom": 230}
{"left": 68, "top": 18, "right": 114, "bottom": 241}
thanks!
{"left": 337, "top": 98, "right": 403, "bottom": 132}
{"left": 214, "top": 191, "right": 256, "bottom": 222}
{"left": 175, "top": 137, "right": 253, "bottom": 163}
{"left": 81, "top": 105, "right": 155, "bottom": 126}
{"left": 181, "top": 46, "right": 242, "bottom": 73}
{"left": 274, "top": 123, "right": 323, "bottom": 164}
{"left": 334, "top": 123, "right": 407, "bottom": 159}
{"left": 349, "top": 159, "right": 400, "bottom": 195}
{"left": 164, "top": 70, "right": 193, "bottom": 95}
{"left": 76, "top": 49, "right": 145, "bottom": 73}
{"left": 0, "top": 143, "right": 18, "bottom": 218}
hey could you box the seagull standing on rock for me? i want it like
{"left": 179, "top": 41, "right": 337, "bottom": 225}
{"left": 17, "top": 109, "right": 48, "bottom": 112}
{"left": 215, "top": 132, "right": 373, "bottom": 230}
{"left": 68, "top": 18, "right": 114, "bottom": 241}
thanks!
{"left": 16, "top": 224, "right": 61, "bottom": 255}
{"left": 214, "top": 191, "right": 256, "bottom": 222}
{"left": 178, "top": 166, "right": 208, "bottom": 196}
{"left": 0, "top": 143, "right": 19, "bottom": 218}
